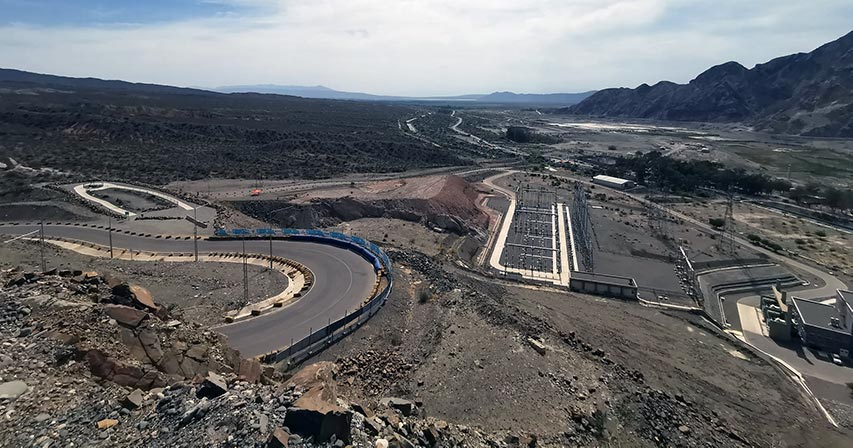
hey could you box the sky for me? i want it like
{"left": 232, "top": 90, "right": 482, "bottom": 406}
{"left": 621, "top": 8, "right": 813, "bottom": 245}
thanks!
{"left": 1, "top": 0, "right": 851, "bottom": 96}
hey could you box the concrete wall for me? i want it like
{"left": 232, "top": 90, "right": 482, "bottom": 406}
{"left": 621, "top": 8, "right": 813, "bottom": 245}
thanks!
{"left": 570, "top": 278, "right": 637, "bottom": 300}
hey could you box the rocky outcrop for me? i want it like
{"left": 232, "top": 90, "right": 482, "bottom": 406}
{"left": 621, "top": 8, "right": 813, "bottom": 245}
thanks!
{"left": 283, "top": 362, "right": 353, "bottom": 443}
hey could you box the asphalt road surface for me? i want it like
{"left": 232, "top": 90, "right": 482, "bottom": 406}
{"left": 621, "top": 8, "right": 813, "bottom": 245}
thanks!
{"left": 1, "top": 224, "right": 377, "bottom": 358}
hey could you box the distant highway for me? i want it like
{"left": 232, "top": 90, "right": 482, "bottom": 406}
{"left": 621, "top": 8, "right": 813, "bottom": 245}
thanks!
{"left": 0, "top": 224, "right": 376, "bottom": 358}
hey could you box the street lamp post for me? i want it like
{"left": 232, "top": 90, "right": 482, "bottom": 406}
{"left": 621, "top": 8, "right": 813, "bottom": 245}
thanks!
{"left": 108, "top": 215, "right": 113, "bottom": 259}
{"left": 39, "top": 220, "right": 46, "bottom": 273}
{"left": 193, "top": 207, "right": 199, "bottom": 262}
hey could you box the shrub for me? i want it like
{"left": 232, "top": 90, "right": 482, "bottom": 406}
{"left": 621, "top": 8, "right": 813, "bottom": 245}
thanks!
{"left": 417, "top": 288, "right": 432, "bottom": 304}
{"left": 708, "top": 218, "right": 726, "bottom": 228}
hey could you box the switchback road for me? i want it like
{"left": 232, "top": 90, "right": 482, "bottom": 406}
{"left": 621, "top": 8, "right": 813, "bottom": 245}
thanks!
{"left": 0, "top": 224, "right": 377, "bottom": 358}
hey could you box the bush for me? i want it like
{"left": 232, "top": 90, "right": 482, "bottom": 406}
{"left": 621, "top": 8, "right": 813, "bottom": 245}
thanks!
{"left": 708, "top": 218, "right": 726, "bottom": 228}
{"left": 417, "top": 288, "right": 432, "bottom": 304}
{"left": 815, "top": 230, "right": 827, "bottom": 237}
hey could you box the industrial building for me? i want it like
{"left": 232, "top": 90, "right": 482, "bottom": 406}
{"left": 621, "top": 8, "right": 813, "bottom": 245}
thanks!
{"left": 761, "top": 287, "right": 853, "bottom": 360}
{"left": 592, "top": 175, "right": 635, "bottom": 190}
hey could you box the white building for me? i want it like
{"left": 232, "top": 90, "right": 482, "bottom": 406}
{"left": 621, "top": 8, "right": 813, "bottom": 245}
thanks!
{"left": 592, "top": 175, "right": 635, "bottom": 190}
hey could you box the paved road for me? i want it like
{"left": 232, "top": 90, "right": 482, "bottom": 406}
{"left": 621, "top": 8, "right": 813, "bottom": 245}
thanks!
{"left": 72, "top": 182, "right": 195, "bottom": 217}
{"left": 1, "top": 224, "right": 377, "bottom": 358}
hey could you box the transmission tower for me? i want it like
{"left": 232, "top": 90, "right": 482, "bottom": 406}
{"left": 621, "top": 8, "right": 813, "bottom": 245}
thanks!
{"left": 718, "top": 190, "right": 736, "bottom": 254}
{"left": 571, "top": 182, "right": 595, "bottom": 272}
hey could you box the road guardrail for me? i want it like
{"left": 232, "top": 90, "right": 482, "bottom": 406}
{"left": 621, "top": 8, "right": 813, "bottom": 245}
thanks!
{"left": 213, "top": 227, "right": 393, "bottom": 365}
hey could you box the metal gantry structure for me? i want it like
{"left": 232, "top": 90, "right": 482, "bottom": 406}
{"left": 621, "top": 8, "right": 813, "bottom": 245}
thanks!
{"left": 571, "top": 182, "right": 595, "bottom": 272}
{"left": 718, "top": 190, "right": 736, "bottom": 255}
{"left": 508, "top": 185, "right": 557, "bottom": 275}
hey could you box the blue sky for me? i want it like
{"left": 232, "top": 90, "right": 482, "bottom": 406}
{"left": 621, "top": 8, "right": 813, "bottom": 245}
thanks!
{"left": 0, "top": 1, "right": 250, "bottom": 26}
{"left": 0, "top": 1, "right": 851, "bottom": 96}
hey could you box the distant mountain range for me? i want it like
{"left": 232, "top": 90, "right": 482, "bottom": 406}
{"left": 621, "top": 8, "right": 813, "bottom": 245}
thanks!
{"left": 0, "top": 69, "right": 593, "bottom": 106}
{"left": 567, "top": 31, "right": 853, "bottom": 137}
{"left": 0, "top": 68, "right": 209, "bottom": 95}
{"left": 214, "top": 84, "right": 595, "bottom": 105}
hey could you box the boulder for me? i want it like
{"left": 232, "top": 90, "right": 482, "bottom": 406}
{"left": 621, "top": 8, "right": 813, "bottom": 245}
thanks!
{"left": 112, "top": 283, "right": 159, "bottom": 310}
{"left": 84, "top": 349, "right": 167, "bottom": 390}
{"left": 389, "top": 434, "right": 416, "bottom": 448}
{"left": 185, "top": 344, "right": 209, "bottom": 362}
{"left": 423, "top": 425, "right": 441, "bottom": 446}
{"left": 129, "top": 285, "right": 158, "bottom": 310}
{"left": 123, "top": 389, "right": 144, "bottom": 410}
{"left": 527, "top": 338, "right": 547, "bottom": 355}
{"left": 267, "top": 428, "right": 290, "bottom": 448}
{"left": 0, "top": 380, "right": 28, "bottom": 400}
{"left": 238, "top": 358, "right": 262, "bottom": 383}
{"left": 47, "top": 331, "right": 80, "bottom": 345}
{"left": 283, "top": 362, "right": 352, "bottom": 443}
{"left": 4, "top": 273, "right": 26, "bottom": 287}
{"left": 97, "top": 419, "right": 118, "bottom": 430}
{"left": 363, "top": 417, "right": 383, "bottom": 436}
{"left": 196, "top": 372, "right": 228, "bottom": 399}
{"left": 351, "top": 401, "right": 374, "bottom": 418}
{"left": 283, "top": 407, "right": 352, "bottom": 444}
{"left": 104, "top": 304, "right": 148, "bottom": 328}
{"left": 381, "top": 397, "right": 415, "bottom": 416}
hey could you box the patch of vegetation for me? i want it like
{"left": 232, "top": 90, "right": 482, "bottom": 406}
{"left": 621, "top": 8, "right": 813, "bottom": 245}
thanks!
{"left": 505, "top": 126, "right": 561, "bottom": 144}
{"left": 0, "top": 87, "right": 471, "bottom": 184}
{"left": 746, "top": 234, "right": 783, "bottom": 252}
{"left": 708, "top": 218, "right": 726, "bottom": 228}
{"left": 417, "top": 288, "right": 432, "bottom": 304}
{"left": 605, "top": 151, "right": 791, "bottom": 195}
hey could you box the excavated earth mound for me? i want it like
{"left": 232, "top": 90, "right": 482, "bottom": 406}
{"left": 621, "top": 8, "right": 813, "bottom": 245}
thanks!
{"left": 232, "top": 175, "right": 488, "bottom": 234}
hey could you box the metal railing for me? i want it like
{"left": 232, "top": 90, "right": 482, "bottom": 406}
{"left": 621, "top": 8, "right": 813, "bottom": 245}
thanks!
{"left": 212, "top": 227, "right": 393, "bottom": 365}
{"left": 261, "top": 279, "right": 392, "bottom": 365}
{"left": 213, "top": 227, "right": 392, "bottom": 274}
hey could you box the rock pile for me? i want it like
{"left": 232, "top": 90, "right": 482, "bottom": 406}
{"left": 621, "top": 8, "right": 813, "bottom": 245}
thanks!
{"left": 387, "top": 250, "right": 457, "bottom": 293}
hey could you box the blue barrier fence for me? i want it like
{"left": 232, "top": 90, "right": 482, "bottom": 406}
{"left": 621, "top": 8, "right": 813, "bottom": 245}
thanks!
{"left": 210, "top": 227, "right": 395, "bottom": 365}
{"left": 213, "top": 227, "right": 392, "bottom": 274}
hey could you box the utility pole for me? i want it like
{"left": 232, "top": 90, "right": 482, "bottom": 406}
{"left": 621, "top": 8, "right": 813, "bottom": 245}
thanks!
{"left": 39, "top": 220, "right": 46, "bottom": 273}
{"left": 242, "top": 239, "right": 249, "bottom": 306}
{"left": 108, "top": 215, "right": 113, "bottom": 259}
{"left": 193, "top": 207, "right": 199, "bottom": 262}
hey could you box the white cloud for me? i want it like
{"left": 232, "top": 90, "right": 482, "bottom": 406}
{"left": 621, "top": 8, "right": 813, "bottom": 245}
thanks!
{"left": 0, "top": 0, "right": 850, "bottom": 95}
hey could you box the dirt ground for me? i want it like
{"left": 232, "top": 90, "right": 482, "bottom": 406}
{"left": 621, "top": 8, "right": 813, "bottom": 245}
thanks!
{"left": 672, "top": 199, "right": 852, "bottom": 276}
{"left": 91, "top": 188, "right": 171, "bottom": 213}
{"left": 323, "top": 217, "right": 455, "bottom": 257}
{"left": 0, "top": 240, "right": 288, "bottom": 327}
{"left": 315, "top": 249, "right": 852, "bottom": 447}
{"left": 294, "top": 175, "right": 450, "bottom": 203}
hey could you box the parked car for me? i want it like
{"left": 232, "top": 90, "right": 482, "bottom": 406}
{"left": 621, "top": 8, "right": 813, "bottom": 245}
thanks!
{"left": 831, "top": 353, "right": 843, "bottom": 366}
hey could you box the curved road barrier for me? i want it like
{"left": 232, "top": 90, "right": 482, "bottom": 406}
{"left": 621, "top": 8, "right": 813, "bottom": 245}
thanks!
{"left": 211, "top": 227, "right": 394, "bottom": 365}
{"left": 1, "top": 224, "right": 390, "bottom": 360}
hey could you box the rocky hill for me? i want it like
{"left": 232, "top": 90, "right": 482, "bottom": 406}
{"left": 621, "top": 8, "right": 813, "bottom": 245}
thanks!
{"left": 567, "top": 31, "right": 853, "bottom": 137}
